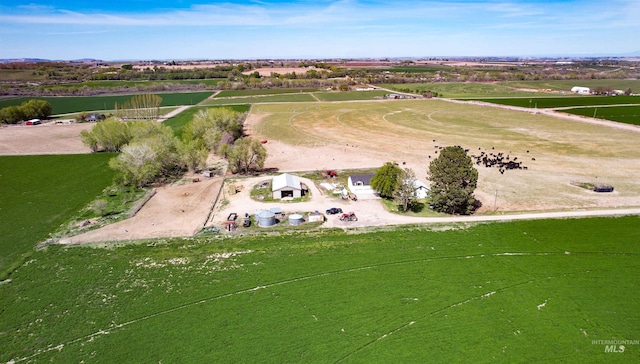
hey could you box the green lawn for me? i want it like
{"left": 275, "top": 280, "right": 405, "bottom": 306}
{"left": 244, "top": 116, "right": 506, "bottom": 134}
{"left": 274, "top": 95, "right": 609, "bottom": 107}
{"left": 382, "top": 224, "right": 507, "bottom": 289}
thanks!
{"left": 380, "top": 83, "right": 544, "bottom": 98}
{"left": 0, "top": 92, "right": 214, "bottom": 115}
{"left": 201, "top": 93, "right": 317, "bottom": 105}
{"left": 215, "top": 88, "right": 320, "bottom": 97}
{"left": 1, "top": 216, "right": 639, "bottom": 362}
{"left": 498, "top": 80, "right": 640, "bottom": 92}
{"left": 465, "top": 96, "right": 640, "bottom": 109}
{"left": 0, "top": 154, "right": 116, "bottom": 279}
{"left": 162, "top": 104, "right": 251, "bottom": 137}
{"left": 562, "top": 106, "right": 640, "bottom": 126}
{"left": 314, "top": 90, "right": 389, "bottom": 101}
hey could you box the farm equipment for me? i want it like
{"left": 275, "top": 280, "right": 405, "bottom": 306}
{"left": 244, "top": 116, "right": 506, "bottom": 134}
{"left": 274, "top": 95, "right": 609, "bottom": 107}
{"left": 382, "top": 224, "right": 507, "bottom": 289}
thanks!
{"left": 326, "top": 207, "right": 343, "bottom": 215}
{"left": 242, "top": 212, "right": 251, "bottom": 227}
{"left": 202, "top": 226, "right": 220, "bottom": 233}
{"left": 322, "top": 170, "right": 338, "bottom": 178}
{"left": 339, "top": 212, "right": 358, "bottom": 222}
{"left": 341, "top": 193, "right": 357, "bottom": 201}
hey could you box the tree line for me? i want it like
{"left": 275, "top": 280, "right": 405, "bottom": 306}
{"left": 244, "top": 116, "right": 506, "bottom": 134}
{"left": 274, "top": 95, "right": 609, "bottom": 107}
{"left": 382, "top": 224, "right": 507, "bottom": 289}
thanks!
{"left": 0, "top": 99, "right": 52, "bottom": 124}
{"left": 80, "top": 107, "right": 266, "bottom": 187}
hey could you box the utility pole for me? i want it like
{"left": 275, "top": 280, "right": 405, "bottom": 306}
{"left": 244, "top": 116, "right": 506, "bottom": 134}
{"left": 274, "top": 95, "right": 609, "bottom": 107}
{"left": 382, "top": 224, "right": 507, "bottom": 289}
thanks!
{"left": 494, "top": 189, "right": 498, "bottom": 211}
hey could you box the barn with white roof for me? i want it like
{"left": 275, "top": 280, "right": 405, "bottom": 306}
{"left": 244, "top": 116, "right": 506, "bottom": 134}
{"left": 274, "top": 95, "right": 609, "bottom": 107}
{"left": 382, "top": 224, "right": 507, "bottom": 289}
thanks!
{"left": 272, "top": 173, "right": 302, "bottom": 199}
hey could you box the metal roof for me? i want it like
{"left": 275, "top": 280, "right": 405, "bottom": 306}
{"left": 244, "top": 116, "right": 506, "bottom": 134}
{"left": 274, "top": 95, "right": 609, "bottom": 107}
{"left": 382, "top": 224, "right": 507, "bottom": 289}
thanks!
{"left": 272, "top": 173, "right": 301, "bottom": 191}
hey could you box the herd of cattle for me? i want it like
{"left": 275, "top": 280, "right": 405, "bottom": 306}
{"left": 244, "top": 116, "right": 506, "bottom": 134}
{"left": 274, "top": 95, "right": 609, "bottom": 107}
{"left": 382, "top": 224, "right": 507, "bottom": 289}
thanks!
{"left": 470, "top": 149, "right": 532, "bottom": 174}
{"left": 428, "top": 143, "right": 534, "bottom": 174}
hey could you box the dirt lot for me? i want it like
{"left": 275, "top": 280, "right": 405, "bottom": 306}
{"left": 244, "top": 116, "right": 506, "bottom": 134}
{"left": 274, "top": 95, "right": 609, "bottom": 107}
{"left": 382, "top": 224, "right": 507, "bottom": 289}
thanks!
{"left": 0, "top": 122, "right": 92, "bottom": 155}
{"left": 60, "top": 175, "right": 224, "bottom": 244}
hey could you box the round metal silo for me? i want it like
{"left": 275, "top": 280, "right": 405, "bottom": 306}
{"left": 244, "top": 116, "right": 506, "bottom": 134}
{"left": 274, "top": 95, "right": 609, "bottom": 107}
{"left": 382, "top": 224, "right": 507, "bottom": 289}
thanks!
{"left": 256, "top": 210, "right": 276, "bottom": 227}
{"left": 288, "top": 213, "right": 304, "bottom": 226}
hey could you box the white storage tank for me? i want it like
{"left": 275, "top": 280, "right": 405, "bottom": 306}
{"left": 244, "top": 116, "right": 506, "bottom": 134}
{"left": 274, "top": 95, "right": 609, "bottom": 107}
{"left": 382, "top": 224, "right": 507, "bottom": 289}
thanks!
{"left": 288, "top": 213, "right": 304, "bottom": 226}
{"left": 256, "top": 210, "right": 276, "bottom": 227}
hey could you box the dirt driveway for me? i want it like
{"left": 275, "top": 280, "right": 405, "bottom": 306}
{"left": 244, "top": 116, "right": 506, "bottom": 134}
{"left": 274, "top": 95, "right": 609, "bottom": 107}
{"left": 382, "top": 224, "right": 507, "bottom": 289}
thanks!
{"left": 212, "top": 175, "right": 640, "bottom": 231}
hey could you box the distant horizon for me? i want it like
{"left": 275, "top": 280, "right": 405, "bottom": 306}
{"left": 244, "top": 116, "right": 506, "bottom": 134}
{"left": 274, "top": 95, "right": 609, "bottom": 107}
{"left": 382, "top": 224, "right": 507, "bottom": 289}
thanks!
{"left": 3, "top": 53, "right": 640, "bottom": 64}
{"left": 2, "top": 0, "right": 639, "bottom": 60}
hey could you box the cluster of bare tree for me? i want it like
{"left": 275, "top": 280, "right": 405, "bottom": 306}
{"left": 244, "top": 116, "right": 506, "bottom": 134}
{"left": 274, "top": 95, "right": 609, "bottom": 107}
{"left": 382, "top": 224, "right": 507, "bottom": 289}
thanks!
{"left": 115, "top": 94, "right": 162, "bottom": 120}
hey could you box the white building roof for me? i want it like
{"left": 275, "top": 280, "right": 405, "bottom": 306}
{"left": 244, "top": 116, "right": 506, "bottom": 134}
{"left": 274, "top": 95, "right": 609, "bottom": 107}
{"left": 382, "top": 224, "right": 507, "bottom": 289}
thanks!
{"left": 413, "top": 180, "right": 430, "bottom": 190}
{"left": 272, "top": 173, "right": 301, "bottom": 191}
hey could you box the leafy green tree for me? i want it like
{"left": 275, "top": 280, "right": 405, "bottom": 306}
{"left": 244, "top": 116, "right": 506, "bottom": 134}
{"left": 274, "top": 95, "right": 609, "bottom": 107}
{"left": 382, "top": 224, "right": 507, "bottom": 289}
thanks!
{"left": 80, "top": 118, "right": 131, "bottom": 152}
{"left": 228, "top": 138, "right": 267, "bottom": 174}
{"left": 21, "top": 99, "right": 52, "bottom": 120}
{"left": 371, "top": 162, "right": 402, "bottom": 199}
{"left": 428, "top": 146, "right": 478, "bottom": 215}
{"left": 109, "top": 142, "right": 161, "bottom": 188}
{"left": 0, "top": 106, "right": 25, "bottom": 124}
{"left": 183, "top": 108, "right": 244, "bottom": 152}
{"left": 394, "top": 168, "right": 417, "bottom": 212}
{"left": 178, "top": 139, "right": 209, "bottom": 172}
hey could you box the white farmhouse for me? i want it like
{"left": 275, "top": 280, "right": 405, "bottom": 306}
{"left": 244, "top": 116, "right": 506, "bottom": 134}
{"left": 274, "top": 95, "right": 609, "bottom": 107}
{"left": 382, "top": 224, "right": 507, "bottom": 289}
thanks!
{"left": 347, "top": 174, "right": 377, "bottom": 196}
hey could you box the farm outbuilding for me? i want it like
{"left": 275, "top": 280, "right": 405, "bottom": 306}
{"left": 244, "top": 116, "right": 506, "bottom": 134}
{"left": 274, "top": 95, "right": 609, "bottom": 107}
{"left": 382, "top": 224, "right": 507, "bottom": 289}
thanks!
{"left": 272, "top": 173, "right": 302, "bottom": 199}
{"left": 413, "top": 180, "right": 430, "bottom": 199}
{"left": 571, "top": 86, "right": 591, "bottom": 94}
{"left": 347, "top": 174, "right": 377, "bottom": 196}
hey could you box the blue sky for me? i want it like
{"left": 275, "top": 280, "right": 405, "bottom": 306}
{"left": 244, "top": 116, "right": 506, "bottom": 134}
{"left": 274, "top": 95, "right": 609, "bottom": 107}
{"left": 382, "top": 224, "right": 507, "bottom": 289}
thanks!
{"left": 1, "top": 0, "right": 639, "bottom": 60}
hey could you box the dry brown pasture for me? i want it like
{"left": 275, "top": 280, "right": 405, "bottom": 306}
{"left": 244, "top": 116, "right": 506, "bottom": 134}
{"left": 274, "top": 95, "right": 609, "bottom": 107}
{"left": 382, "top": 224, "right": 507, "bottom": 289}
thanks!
{"left": 247, "top": 99, "right": 640, "bottom": 213}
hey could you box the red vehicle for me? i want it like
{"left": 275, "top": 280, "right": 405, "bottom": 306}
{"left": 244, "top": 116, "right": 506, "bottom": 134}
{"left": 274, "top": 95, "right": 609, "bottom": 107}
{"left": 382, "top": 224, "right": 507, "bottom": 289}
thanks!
{"left": 339, "top": 212, "right": 358, "bottom": 221}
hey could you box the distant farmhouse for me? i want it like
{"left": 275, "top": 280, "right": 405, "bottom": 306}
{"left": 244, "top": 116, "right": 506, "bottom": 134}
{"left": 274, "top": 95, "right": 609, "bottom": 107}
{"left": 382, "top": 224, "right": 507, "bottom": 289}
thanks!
{"left": 571, "top": 86, "right": 591, "bottom": 94}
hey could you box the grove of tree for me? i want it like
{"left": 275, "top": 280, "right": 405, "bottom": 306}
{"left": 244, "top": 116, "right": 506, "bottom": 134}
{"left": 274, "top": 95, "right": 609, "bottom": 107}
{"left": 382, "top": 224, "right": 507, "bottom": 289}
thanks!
{"left": 81, "top": 105, "right": 264, "bottom": 188}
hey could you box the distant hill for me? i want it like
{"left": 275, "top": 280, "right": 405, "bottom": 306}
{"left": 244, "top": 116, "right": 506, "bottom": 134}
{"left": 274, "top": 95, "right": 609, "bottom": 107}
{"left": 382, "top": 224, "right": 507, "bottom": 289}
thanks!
{"left": 0, "top": 58, "right": 102, "bottom": 63}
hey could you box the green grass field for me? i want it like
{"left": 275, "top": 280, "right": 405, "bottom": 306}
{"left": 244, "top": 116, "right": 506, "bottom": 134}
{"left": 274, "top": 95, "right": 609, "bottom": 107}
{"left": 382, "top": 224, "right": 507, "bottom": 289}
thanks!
{"left": 215, "top": 88, "right": 320, "bottom": 97}
{"left": 562, "top": 106, "right": 640, "bottom": 126}
{"left": 314, "top": 90, "right": 389, "bottom": 101}
{"left": 498, "top": 80, "right": 640, "bottom": 92}
{"left": 201, "top": 93, "right": 317, "bottom": 105}
{"left": 467, "top": 96, "right": 640, "bottom": 109}
{"left": 380, "top": 83, "right": 544, "bottom": 98}
{"left": 162, "top": 104, "right": 251, "bottom": 137}
{"left": 0, "top": 92, "right": 214, "bottom": 115}
{"left": 1, "top": 216, "right": 639, "bottom": 362}
{"left": 0, "top": 154, "right": 116, "bottom": 279}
